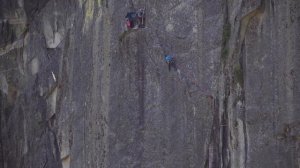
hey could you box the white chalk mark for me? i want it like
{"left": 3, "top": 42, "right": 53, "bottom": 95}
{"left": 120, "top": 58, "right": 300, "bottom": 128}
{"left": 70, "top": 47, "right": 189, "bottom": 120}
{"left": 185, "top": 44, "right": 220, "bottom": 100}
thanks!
{"left": 51, "top": 71, "right": 57, "bottom": 82}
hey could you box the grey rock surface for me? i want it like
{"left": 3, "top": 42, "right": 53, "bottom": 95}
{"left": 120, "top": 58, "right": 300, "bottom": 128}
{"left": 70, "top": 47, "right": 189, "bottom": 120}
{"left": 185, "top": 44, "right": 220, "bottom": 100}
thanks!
{"left": 0, "top": 0, "right": 300, "bottom": 168}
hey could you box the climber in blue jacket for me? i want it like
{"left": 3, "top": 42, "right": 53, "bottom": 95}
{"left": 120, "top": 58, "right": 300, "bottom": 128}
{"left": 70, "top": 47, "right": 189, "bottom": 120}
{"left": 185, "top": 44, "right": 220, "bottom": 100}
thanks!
{"left": 164, "top": 55, "right": 176, "bottom": 71}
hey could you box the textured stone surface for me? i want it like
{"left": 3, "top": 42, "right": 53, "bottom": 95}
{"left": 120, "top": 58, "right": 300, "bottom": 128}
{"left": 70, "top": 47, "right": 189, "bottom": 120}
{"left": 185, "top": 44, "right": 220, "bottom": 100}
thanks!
{"left": 0, "top": 0, "right": 300, "bottom": 168}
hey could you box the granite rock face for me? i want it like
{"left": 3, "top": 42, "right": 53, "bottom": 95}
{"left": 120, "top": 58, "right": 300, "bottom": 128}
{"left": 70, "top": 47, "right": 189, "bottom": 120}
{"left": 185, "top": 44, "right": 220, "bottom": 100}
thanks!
{"left": 0, "top": 0, "right": 300, "bottom": 168}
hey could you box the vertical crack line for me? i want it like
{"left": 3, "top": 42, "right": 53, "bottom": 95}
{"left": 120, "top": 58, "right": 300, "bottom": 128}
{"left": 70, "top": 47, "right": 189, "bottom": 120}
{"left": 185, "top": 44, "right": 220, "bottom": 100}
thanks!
{"left": 234, "top": 1, "right": 266, "bottom": 167}
{"left": 205, "top": 97, "right": 221, "bottom": 168}
{"left": 240, "top": 41, "right": 248, "bottom": 168}
{"left": 221, "top": 0, "right": 231, "bottom": 167}
{"left": 47, "top": 124, "right": 63, "bottom": 168}
{"left": 221, "top": 0, "right": 231, "bottom": 67}
{"left": 241, "top": 97, "right": 248, "bottom": 168}
{"left": 222, "top": 77, "right": 230, "bottom": 168}
{"left": 243, "top": 117, "right": 248, "bottom": 168}
{"left": 42, "top": 155, "right": 48, "bottom": 168}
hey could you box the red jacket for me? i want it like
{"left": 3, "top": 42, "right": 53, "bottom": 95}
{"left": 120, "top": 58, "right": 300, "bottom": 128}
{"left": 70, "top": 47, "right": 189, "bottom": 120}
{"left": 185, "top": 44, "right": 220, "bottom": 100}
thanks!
{"left": 126, "top": 20, "right": 131, "bottom": 28}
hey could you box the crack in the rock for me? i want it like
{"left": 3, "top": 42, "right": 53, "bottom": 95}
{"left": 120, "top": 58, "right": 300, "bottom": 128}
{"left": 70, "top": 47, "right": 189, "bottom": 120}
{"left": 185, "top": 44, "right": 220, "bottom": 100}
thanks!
{"left": 207, "top": 1, "right": 266, "bottom": 168}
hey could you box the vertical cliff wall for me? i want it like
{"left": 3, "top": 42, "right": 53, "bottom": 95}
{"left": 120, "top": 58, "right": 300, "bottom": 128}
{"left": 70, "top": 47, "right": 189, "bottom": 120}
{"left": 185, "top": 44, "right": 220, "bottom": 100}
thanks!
{"left": 0, "top": 0, "right": 300, "bottom": 168}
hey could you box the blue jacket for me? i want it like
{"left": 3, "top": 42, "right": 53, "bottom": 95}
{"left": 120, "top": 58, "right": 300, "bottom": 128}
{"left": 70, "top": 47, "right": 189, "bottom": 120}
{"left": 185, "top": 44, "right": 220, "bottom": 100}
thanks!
{"left": 165, "top": 55, "right": 173, "bottom": 62}
{"left": 125, "top": 12, "right": 137, "bottom": 21}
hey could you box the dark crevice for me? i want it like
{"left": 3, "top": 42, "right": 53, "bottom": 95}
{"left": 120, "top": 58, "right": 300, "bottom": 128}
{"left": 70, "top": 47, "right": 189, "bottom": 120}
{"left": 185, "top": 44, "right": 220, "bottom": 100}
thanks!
{"left": 221, "top": 0, "right": 231, "bottom": 66}
{"left": 240, "top": 41, "right": 248, "bottom": 167}
{"left": 221, "top": 76, "right": 230, "bottom": 168}
{"left": 37, "top": 77, "right": 61, "bottom": 168}
{"left": 104, "top": 0, "right": 109, "bottom": 8}
{"left": 242, "top": 102, "right": 248, "bottom": 167}
{"left": 221, "top": 0, "right": 231, "bottom": 167}
{"left": 205, "top": 97, "right": 221, "bottom": 168}
{"left": 47, "top": 124, "right": 63, "bottom": 168}
{"left": 271, "top": 0, "right": 275, "bottom": 15}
